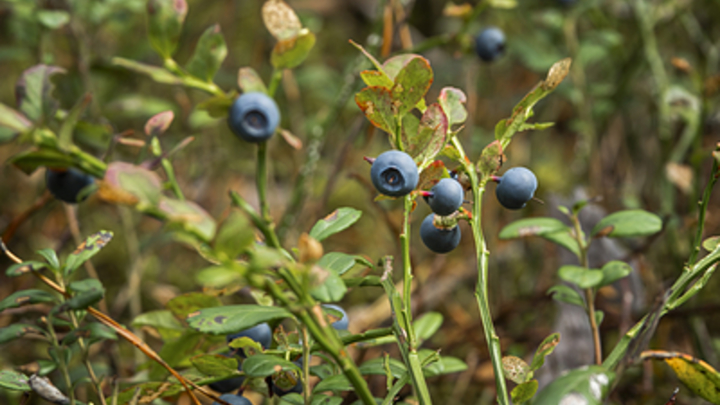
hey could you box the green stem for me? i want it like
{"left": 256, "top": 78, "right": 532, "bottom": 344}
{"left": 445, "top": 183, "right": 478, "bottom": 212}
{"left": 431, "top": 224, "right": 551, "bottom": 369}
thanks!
{"left": 68, "top": 311, "right": 108, "bottom": 405}
{"left": 267, "top": 69, "right": 283, "bottom": 98}
{"left": 163, "top": 58, "right": 225, "bottom": 97}
{"left": 301, "top": 326, "right": 311, "bottom": 405}
{"left": 688, "top": 152, "right": 719, "bottom": 265}
{"left": 46, "top": 314, "right": 76, "bottom": 405}
{"left": 570, "top": 214, "right": 602, "bottom": 364}
{"left": 161, "top": 158, "right": 184, "bottom": 200}
{"left": 256, "top": 141, "right": 271, "bottom": 222}
{"left": 382, "top": 373, "right": 411, "bottom": 405}
{"left": 229, "top": 191, "right": 282, "bottom": 249}
{"left": 310, "top": 327, "right": 393, "bottom": 351}
{"left": 453, "top": 138, "right": 509, "bottom": 405}
{"left": 401, "top": 195, "right": 413, "bottom": 331}
{"left": 263, "top": 278, "right": 377, "bottom": 405}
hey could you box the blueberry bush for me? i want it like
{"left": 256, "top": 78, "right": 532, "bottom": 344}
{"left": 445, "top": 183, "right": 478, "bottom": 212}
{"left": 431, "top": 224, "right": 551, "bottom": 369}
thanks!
{"left": 1, "top": 1, "right": 720, "bottom": 405}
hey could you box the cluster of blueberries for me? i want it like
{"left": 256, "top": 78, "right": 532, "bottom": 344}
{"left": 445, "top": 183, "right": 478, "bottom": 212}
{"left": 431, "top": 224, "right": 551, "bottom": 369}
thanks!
{"left": 369, "top": 151, "right": 537, "bottom": 254}
{"left": 208, "top": 305, "right": 348, "bottom": 405}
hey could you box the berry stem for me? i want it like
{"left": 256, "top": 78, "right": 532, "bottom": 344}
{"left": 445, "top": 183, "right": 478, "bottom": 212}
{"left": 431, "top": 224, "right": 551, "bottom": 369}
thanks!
{"left": 452, "top": 137, "right": 510, "bottom": 405}
{"left": 256, "top": 141, "right": 271, "bottom": 223}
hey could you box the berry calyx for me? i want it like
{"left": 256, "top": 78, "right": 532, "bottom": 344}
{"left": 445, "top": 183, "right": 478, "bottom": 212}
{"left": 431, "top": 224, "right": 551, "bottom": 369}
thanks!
{"left": 420, "top": 214, "right": 461, "bottom": 254}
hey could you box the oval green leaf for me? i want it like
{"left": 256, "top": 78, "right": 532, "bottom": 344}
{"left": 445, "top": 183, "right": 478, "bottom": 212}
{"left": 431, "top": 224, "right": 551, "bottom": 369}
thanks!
{"left": 0, "top": 369, "right": 30, "bottom": 391}
{"left": 187, "top": 305, "right": 292, "bottom": 335}
{"left": 558, "top": 265, "right": 603, "bottom": 289}
{"left": 598, "top": 260, "right": 632, "bottom": 287}
{"left": 242, "top": 354, "right": 298, "bottom": 378}
{"left": 591, "top": 209, "right": 662, "bottom": 238}
{"left": 309, "top": 208, "right": 362, "bottom": 241}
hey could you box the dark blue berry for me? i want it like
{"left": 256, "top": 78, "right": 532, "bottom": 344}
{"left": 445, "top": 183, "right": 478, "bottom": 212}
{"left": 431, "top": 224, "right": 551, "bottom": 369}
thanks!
{"left": 426, "top": 178, "right": 464, "bottom": 216}
{"left": 495, "top": 167, "right": 538, "bottom": 210}
{"left": 45, "top": 168, "right": 95, "bottom": 203}
{"left": 370, "top": 150, "right": 419, "bottom": 197}
{"left": 226, "top": 323, "right": 273, "bottom": 356}
{"left": 228, "top": 92, "right": 280, "bottom": 143}
{"left": 322, "top": 304, "right": 349, "bottom": 330}
{"left": 212, "top": 393, "right": 251, "bottom": 405}
{"left": 420, "top": 214, "right": 461, "bottom": 254}
{"left": 475, "top": 27, "right": 506, "bottom": 62}
{"left": 208, "top": 353, "right": 245, "bottom": 393}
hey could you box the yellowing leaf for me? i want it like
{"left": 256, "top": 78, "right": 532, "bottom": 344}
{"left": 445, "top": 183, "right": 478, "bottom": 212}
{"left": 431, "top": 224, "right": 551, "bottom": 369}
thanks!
{"left": 641, "top": 350, "right": 720, "bottom": 404}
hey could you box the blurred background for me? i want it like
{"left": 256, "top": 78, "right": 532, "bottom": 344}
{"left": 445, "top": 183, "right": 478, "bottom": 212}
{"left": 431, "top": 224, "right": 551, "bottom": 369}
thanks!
{"left": 1, "top": 0, "right": 720, "bottom": 403}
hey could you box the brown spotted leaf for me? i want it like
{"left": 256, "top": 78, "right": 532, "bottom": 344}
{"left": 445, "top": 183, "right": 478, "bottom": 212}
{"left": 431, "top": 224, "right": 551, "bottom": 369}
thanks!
{"left": 262, "top": 0, "right": 302, "bottom": 41}
{"left": 355, "top": 86, "right": 396, "bottom": 137}
{"left": 503, "top": 355, "right": 531, "bottom": 384}
{"left": 144, "top": 110, "right": 174, "bottom": 137}
{"left": 309, "top": 207, "right": 362, "bottom": 242}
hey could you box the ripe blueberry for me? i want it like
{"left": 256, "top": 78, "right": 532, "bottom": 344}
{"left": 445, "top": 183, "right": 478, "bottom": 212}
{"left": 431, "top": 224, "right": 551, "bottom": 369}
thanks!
{"left": 208, "top": 352, "right": 245, "bottom": 393}
{"left": 322, "top": 304, "right": 349, "bottom": 330}
{"left": 212, "top": 393, "right": 251, "bottom": 405}
{"left": 227, "top": 92, "right": 280, "bottom": 143}
{"left": 226, "top": 323, "right": 273, "bottom": 356}
{"left": 425, "top": 178, "right": 464, "bottom": 216}
{"left": 45, "top": 168, "right": 95, "bottom": 203}
{"left": 370, "top": 150, "right": 419, "bottom": 197}
{"left": 495, "top": 167, "right": 538, "bottom": 210}
{"left": 474, "top": 27, "right": 506, "bottom": 62}
{"left": 420, "top": 214, "right": 461, "bottom": 254}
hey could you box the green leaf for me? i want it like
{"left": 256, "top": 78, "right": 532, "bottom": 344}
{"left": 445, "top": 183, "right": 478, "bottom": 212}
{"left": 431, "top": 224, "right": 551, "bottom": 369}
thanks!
{"left": 403, "top": 103, "right": 448, "bottom": 165}
{"left": 317, "top": 252, "right": 359, "bottom": 276}
{"left": 476, "top": 140, "right": 504, "bottom": 178}
{"left": 0, "top": 103, "right": 31, "bottom": 140}
{"left": 132, "top": 310, "right": 184, "bottom": 341}
{"left": 558, "top": 265, "right": 603, "bottom": 289}
{"left": 498, "top": 217, "right": 568, "bottom": 239}
{"left": 595, "top": 310, "right": 604, "bottom": 327}
{"left": 0, "top": 369, "right": 30, "bottom": 391}
{"left": 102, "top": 162, "right": 163, "bottom": 207}
{"left": 511, "top": 379, "right": 538, "bottom": 404}
{"left": 0, "top": 324, "right": 43, "bottom": 345}
{"left": 242, "top": 354, "right": 299, "bottom": 378}
{"left": 190, "top": 354, "right": 240, "bottom": 377}
{"left": 167, "top": 292, "right": 221, "bottom": 320}
{"left": 310, "top": 270, "right": 347, "bottom": 303}
{"left": 237, "top": 67, "right": 268, "bottom": 94}
{"left": 61, "top": 322, "right": 117, "bottom": 346}
{"left": 15, "top": 64, "right": 66, "bottom": 122}
{"left": 358, "top": 357, "right": 407, "bottom": 378}
{"left": 55, "top": 279, "right": 105, "bottom": 312}
{"left": 111, "top": 57, "right": 183, "bottom": 85}
{"left": 422, "top": 354, "right": 468, "bottom": 377}
{"left": 196, "top": 94, "right": 233, "bottom": 118}
{"left": 703, "top": 236, "right": 720, "bottom": 252}
{"left": 146, "top": 0, "right": 187, "bottom": 58}
{"left": 360, "top": 70, "right": 393, "bottom": 88}
{"left": 438, "top": 87, "right": 467, "bottom": 128}
{"left": 355, "top": 86, "right": 395, "bottom": 136}
{"left": 530, "top": 333, "right": 560, "bottom": 371}
{"left": 8, "top": 148, "right": 76, "bottom": 175}
{"left": 547, "top": 285, "right": 585, "bottom": 308}
{"left": 533, "top": 365, "right": 614, "bottom": 405}
{"left": 313, "top": 374, "right": 352, "bottom": 393}
{"left": 214, "top": 212, "right": 254, "bottom": 262}
{"left": 502, "top": 355, "right": 531, "bottom": 384}
{"left": 6, "top": 260, "right": 47, "bottom": 277}
{"left": 591, "top": 209, "right": 662, "bottom": 238}
{"left": 518, "top": 122, "right": 554, "bottom": 132}
{"left": 63, "top": 230, "right": 113, "bottom": 277}
{"left": 150, "top": 330, "right": 203, "bottom": 379}
{"left": 495, "top": 58, "right": 571, "bottom": 145}
{"left": 0, "top": 289, "right": 57, "bottom": 312}
{"left": 597, "top": 261, "right": 632, "bottom": 287}
{"left": 186, "top": 24, "right": 227, "bottom": 82}
{"left": 542, "top": 229, "right": 581, "bottom": 257}
{"left": 36, "top": 10, "right": 70, "bottom": 29}
{"left": 414, "top": 312, "right": 443, "bottom": 342}
{"left": 271, "top": 29, "right": 316, "bottom": 69}
{"left": 391, "top": 56, "right": 433, "bottom": 117}
{"left": 158, "top": 197, "right": 217, "bottom": 242}
{"left": 194, "top": 264, "right": 246, "bottom": 288}
{"left": 37, "top": 248, "right": 60, "bottom": 270}
{"left": 309, "top": 208, "right": 362, "bottom": 241}
{"left": 187, "top": 305, "right": 292, "bottom": 335}
{"left": 382, "top": 54, "right": 416, "bottom": 81}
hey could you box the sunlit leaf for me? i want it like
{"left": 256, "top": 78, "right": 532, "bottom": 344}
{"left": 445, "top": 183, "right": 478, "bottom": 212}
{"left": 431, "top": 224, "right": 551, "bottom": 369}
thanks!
{"left": 309, "top": 208, "right": 362, "bottom": 241}
{"left": 591, "top": 209, "right": 662, "bottom": 238}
